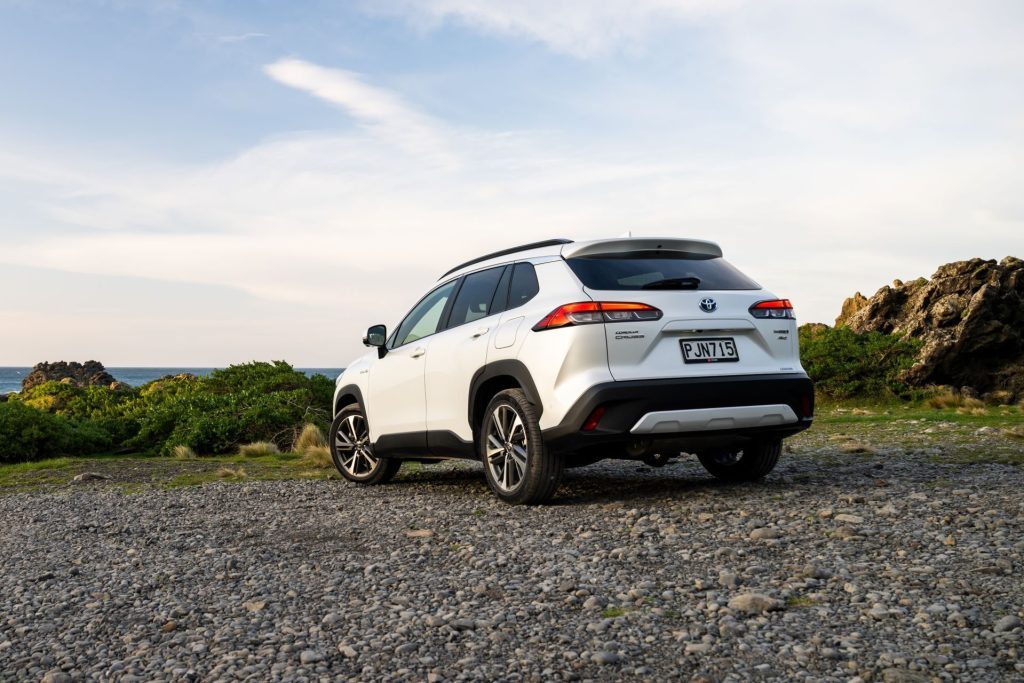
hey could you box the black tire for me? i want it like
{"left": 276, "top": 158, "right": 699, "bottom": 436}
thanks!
{"left": 478, "top": 388, "right": 562, "bottom": 504}
{"left": 697, "top": 438, "right": 782, "bottom": 482}
{"left": 330, "top": 404, "right": 401, "bottom": 485}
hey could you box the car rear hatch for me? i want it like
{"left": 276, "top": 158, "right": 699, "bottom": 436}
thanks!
{"left": 561, "top": 238, "right": 801, "bottom": 382}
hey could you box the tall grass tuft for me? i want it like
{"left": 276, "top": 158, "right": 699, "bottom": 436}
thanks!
{"left": 238, "top": 441, "right": 280, "bottom": 457}
{"left": 293, "top": 423, "right": 327, "bottom": 454}
{"left": 302, "top": 445, "right": 334, "bottom": 469}
{"left": 172, "top": 445, "right": 197, "bottom": 460}
{"left": 927, "top": 390, "right": 984, "bottom": 410}
{"left": 217, "top": 466, "right": 247, "bottom": 479}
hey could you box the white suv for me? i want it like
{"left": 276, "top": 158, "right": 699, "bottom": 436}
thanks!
{"left": 331, "top": 237, "right": 814, "bottom": 504}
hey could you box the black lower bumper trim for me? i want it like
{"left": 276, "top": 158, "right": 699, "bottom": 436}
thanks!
{"left": 543, "top": 373, "right": 814, "bottom": 452}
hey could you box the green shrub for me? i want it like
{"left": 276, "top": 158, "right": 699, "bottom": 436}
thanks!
{"left": 0, "top": 401, "right": 111, "bottom": 463}
{"left": 0, "top": 361, "right": 334, "bottom": 461}
{"left": 799, "top": 325, "right": 921, "bottom": 399}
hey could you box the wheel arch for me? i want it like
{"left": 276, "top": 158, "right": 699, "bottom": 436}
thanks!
{"left": 334, "top": 384, "right": 365, "bottom": 417}
{"left": 468, "top": 360, "right": 544, "bottom": 433}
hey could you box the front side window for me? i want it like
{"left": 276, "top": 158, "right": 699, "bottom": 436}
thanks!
{"left": 392, "top": 280, "right": 458, "bottom": 347}
{"left": 446, "top": 266, "right": 505, "bottom": 329}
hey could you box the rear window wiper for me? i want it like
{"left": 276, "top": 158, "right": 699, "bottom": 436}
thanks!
{"left": 641, "top": 277, "right": 701, "bottom": 290}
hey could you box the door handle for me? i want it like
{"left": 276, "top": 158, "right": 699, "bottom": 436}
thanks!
{"left": 410, "top": 347, "right": 426, "bottom": 358}
{"left": 472, "top": 327, "right": 489, "bottom": 339}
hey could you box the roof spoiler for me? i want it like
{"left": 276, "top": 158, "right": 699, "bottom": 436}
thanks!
{"left": 562, "top": 237, "right": 722, "bottom": 259}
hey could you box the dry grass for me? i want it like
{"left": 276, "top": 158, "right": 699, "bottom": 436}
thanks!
{"left": 217, "top": 466, "right": 247, "bottom": 479}
{"left": 172, "top": 445, "right": 197, "bottom": 460}
{"left": 293, "top": 423, "right": 327, "bottom": 454}
{"left": 957, "top": 407, "right": 988, "bottom": 416}
{"left": 301, "top": 445, "right": 334, "bottom": 469}
{"left": 927, "top": 390, "right": 984, "bottom": 410}
{"left": 1004, "top": 426, "right": 1024, "bottom": 440}
{"left": 838, "top": 441, "right": 877, "bottom": 455}
{"left": 238, "top": 441, "right": 280, "bottom": 457}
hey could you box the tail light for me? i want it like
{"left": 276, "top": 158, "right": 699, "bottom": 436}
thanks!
{"left": 749, "top": 299, "right": 794, "bottom": 320}
{"left": 533, "top": 302, "right": 663, "bottom": 331}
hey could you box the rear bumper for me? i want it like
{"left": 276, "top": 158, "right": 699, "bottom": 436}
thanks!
{"left": 542, "top": 373, "right": 814, "bottom": 453}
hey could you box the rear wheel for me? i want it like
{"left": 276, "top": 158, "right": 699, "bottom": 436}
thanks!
{"left": 697, "top": 438, "right": 782, "bottom": 482}
{"left": 330, "top": 404, "right": 401, "bottom": 484}
{"left": 479, "top": 389, "right": 562, "bottom": 504}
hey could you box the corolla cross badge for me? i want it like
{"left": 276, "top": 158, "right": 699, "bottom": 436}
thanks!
{"left": 699, "top": 297, "right": 718, "bottom": 313}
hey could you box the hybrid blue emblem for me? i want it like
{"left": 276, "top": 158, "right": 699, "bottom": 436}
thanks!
{"left": 699, "top": 298, "right": 717, "bottom": 313}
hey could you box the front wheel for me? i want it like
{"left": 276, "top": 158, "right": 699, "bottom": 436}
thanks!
{"left": 697, "top": 438, "right": 782, "bottom": 482}
{"left": 330, "top": 404, "right": 401, "bottom": 484}
{"left": 479, "top": 389, "right": 562, "bottom": 504}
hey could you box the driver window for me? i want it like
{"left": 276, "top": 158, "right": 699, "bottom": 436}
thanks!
{"left": 392, "top": 280, "right": 457, "bottom": 348}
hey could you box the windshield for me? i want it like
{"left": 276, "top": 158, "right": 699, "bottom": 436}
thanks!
{"left": 566, "top": 252, "right": 759, "bottom": 291}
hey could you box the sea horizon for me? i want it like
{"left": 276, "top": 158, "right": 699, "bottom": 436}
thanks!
{"left": 0, "top": 366, "right": 343, "bottom": 395}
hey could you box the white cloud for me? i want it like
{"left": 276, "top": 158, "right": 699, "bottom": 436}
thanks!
{"left": 264, "top": 58, "right": 457, "bottom": 166}
{"left": 371, "top": 0, "right": 738, "bottom": 57}
{"left": 3, "top": 0, "right": 1024, "bottom": 365}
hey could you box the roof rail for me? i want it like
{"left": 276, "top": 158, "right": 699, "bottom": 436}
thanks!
{"left": 438, "top": 238, "right": 574, "bottom": 279}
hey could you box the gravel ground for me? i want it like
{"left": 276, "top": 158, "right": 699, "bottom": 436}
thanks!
{"left": 1, "top": 451, "right": 1022, "bottom": 682}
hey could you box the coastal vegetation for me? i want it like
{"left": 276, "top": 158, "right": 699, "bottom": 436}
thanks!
{"left": 0, "top": 337, "right": 1018, "bottom": 465}
{"left": 0, "top": 361, "right": 332, "bottom": 464}
{"left": 797, "top": 325, "right": 922, "bottom": 400}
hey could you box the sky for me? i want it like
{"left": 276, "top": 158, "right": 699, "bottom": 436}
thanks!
{"left": 0, "top": 0, "right": 1021, "bottom": 366}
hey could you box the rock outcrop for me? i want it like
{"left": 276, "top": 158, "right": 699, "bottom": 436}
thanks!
{"left": 835, "top": 257, "right": 1024, "bottom": 398}
{"left": 21, "top": 361, "right": 118, "bottom": 392}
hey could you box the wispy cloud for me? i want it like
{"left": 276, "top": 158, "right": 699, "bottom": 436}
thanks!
{"left": 264, "top": 58, "right": 458, "bottom": 166}
{"left": 370, "top": 0, "right": 738, "bottom": 57}
{"left": 217, "top": 32, "right": 269, "bottom": 43}
{"left": 2, "top": 4, "right": 1022, "bottom": 364}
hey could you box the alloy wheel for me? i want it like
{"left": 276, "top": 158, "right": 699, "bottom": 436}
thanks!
{"left": 485, "top": 404, "right": 528, "bottom": 493}
{"left": 334, "top": 413, "right": 379, "bottom": 477}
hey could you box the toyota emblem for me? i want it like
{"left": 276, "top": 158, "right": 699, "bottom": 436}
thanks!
{"left": 699, "top": 298, "right": 717, "bottom": 313}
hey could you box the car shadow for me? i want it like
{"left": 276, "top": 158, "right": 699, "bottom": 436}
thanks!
{"left": 382, "top": 458, "right": 793, "bottom": 505}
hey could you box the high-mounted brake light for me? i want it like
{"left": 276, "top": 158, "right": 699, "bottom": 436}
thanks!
{"left": 533, "top": 302, "right": 663, "bottom": 331}
{"left": 749, "top": 299, "right": 794, "bottom": 320}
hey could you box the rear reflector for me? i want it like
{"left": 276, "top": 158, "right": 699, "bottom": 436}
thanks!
{"left": 582, "top": 406, "right": 607, "bottom": 431}
{"left": 749, "top": 299, "right": 794, "bottom": 320}
{"left": 801, "top": 391, "right": 815, "bottom": 419}
{"left": 533, "top": 302, "right": 663, "bottom": 331}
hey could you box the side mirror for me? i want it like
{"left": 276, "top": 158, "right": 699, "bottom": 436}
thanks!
{"left": 363, "top": 324, "right": 388, "bottom": 358}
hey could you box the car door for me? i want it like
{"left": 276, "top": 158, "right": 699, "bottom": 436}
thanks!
{"left": 424, "top": 265, "right": 509, "bottom": 446}
{"left": 366, "top": 279, "right": 458, "bottom": 448}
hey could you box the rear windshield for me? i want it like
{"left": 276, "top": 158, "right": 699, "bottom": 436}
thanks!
{"left": 566, "top": 251, "right": 759, "bottom": 291}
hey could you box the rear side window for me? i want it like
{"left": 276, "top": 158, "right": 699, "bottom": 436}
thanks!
{"left": 488, "top": 265, "right": 513, "bottom": 315}
{"left": 508, "top": 263, "right": 540, "bottom": 308}
{"left": 446, "top": 266, "right": 505, "bottom": 328}
{"left": 566, "top": 252, "right": 759, "bottom": 291}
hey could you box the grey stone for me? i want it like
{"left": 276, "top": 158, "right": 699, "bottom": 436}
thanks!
{"left": 994, "top": 615, "right": 1022, "bottom": 632}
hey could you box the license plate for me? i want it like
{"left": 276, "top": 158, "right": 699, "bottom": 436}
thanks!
{"left": 680, "top": 337, "right": 739, "bottom": 363}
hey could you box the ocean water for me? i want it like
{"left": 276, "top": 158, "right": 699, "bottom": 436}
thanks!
{"left": 0, "top": 367, "right": 343, "bottom": 395}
